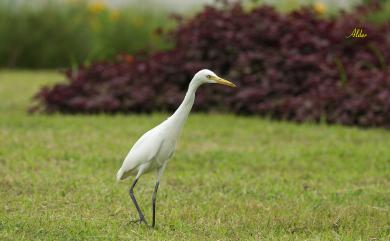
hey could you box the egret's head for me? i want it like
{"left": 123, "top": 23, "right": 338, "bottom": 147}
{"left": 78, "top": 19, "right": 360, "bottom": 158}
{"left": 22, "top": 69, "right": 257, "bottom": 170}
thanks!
{"left": 193, "top": 69, "right": 236, "bottom": 88}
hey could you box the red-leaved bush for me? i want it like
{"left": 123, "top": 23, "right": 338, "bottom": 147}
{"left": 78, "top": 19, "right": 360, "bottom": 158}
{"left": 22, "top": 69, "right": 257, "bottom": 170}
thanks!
{"left": 33, "top": 3, "right": 390, "bottom": 128}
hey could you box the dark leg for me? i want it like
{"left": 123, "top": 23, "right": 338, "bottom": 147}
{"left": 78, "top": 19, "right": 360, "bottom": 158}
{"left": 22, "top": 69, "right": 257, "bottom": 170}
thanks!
{"left": 129, "top": 177, "right": 148, "bottom": 225}
{"left": 152, "top": 181, "right": 160, "bottom": 228}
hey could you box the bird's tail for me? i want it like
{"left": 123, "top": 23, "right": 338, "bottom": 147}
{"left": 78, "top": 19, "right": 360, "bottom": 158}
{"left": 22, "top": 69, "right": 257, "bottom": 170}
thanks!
{"left": 116, "top": 168, "right": 124, "bottom": 182}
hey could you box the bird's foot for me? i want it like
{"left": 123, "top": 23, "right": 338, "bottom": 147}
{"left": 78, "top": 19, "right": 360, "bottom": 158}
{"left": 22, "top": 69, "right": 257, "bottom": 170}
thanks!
{"left": 129, "top": 217, "right": 148, "bottom": 226}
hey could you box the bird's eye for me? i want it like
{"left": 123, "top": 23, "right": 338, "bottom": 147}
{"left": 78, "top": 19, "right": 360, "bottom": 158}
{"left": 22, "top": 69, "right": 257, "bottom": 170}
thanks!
{"left": 206, "top": 75, "right": 211, "bottom": 79}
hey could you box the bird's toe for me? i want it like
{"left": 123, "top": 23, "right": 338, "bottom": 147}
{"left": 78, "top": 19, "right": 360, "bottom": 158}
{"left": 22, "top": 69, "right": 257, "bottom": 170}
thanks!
{"left": 129, "top": 217, "right": 148, "bottom": 226}
{"left": 129, "top": 219, "right": 142, "bottom": 224}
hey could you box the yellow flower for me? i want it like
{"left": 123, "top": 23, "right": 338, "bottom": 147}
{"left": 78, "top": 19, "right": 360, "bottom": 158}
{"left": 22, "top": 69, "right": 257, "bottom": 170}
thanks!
{"left": 110, "top": 10, "right": 120, "bottom": 21}
{"left": 88, "top": 1, "right": 106, "bottom": 14}
{"left": 313, "top": 2, "right": 326, "bottom": 15}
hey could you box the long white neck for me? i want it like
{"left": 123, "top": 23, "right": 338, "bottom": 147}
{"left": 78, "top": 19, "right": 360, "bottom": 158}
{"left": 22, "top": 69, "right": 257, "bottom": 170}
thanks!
{"left": 168, "top": 79, "right": 201, "bottom": 135}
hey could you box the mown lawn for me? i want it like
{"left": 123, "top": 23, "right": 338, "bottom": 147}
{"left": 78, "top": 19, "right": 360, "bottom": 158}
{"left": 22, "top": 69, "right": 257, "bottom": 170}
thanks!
{"left": 0, "top": 70, "right": 389, "bottom": 240}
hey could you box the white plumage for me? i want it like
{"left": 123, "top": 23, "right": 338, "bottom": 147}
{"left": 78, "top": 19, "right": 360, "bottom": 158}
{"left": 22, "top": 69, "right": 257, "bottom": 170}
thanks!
{"left": 116, "top": 69, "right": 236, "bottom": 227}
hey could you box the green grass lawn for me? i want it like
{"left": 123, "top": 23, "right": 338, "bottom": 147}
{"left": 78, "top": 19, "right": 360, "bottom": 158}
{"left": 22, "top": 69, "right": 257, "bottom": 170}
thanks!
{"left": 0, "top": 70, "right": 389, "bottom": 240}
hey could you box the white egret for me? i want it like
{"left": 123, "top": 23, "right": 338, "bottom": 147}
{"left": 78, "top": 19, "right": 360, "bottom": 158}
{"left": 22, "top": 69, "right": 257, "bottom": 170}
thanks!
{"left": 116, "top": 69, "right": 236, "bottom": 228}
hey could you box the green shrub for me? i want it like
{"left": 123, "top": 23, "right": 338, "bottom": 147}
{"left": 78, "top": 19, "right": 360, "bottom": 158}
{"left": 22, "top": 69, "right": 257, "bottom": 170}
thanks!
{"left": 364, "top": 0, "right": 390, "bottom": 23}
{"left": 0, "top": 0, "right": 173, "bottom": 68}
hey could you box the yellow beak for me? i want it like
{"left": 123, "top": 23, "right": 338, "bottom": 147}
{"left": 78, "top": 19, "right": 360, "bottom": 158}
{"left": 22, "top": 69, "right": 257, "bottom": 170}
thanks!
{"left": 211, "top": 76, "right": 236, "bottom": 88}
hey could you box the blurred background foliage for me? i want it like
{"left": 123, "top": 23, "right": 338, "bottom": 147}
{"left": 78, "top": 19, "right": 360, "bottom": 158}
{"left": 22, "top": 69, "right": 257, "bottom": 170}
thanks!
{"left": 3, "top": 0, "right": 390, "bottom": 128}
{"left": 364, "top": 0, "right": 390, "bottom": 23}
{"left": 32, "top": 1, "right": 390, "bottom": 129}
{"left": 1, "top": 0, "right": 390, "bottom": 69}
{"left": 0, "top": 0, "right": 175, "bottom": 69}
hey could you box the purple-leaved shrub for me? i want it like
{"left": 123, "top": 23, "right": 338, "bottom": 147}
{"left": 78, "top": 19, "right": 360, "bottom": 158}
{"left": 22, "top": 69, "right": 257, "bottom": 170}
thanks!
{"left": 33, "top": 3, "right": 390, "bottom": 128}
